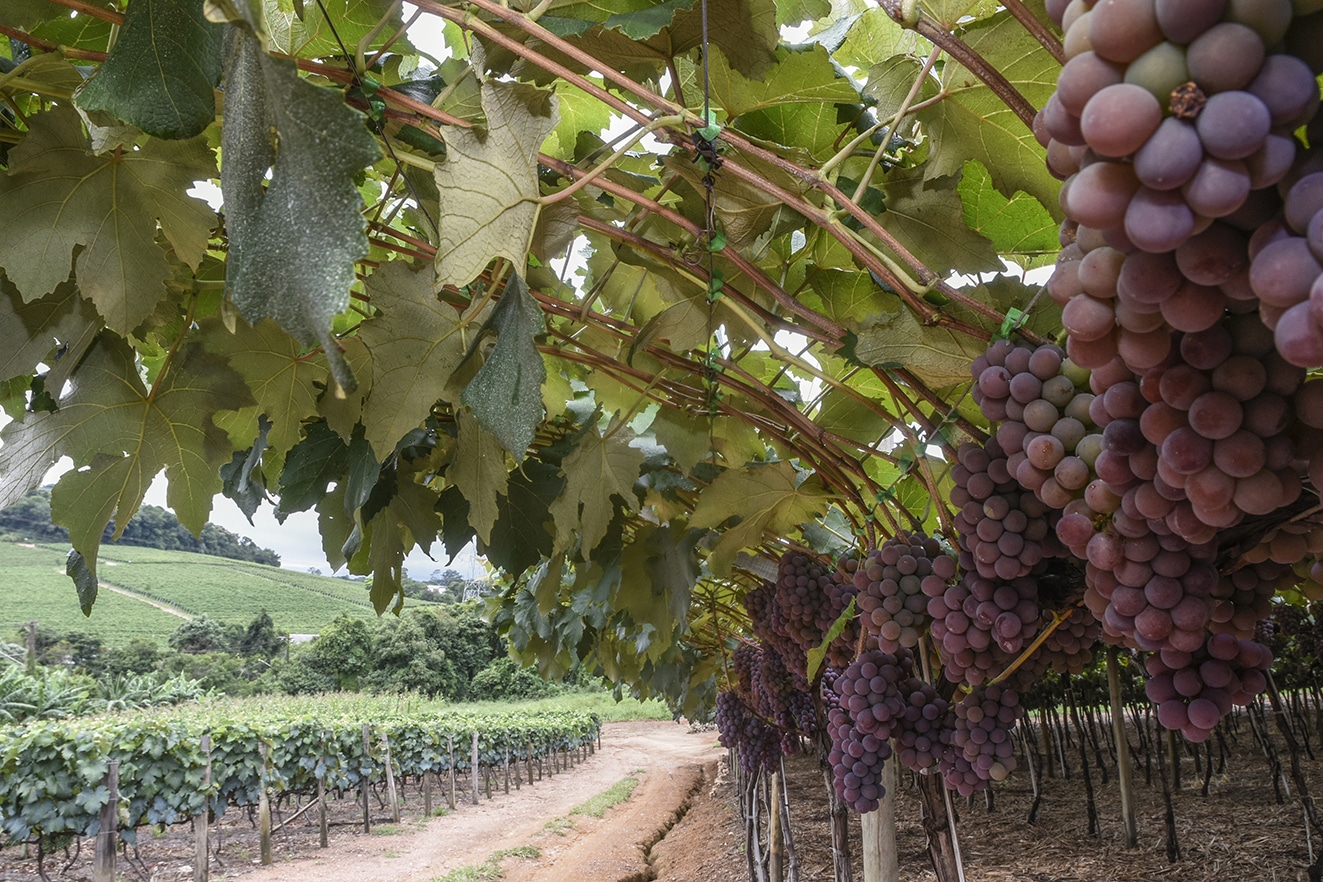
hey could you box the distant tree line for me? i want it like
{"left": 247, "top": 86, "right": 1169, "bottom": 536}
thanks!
{"left": 16, "top": 604, "right": 586, "bottom": 702}
{"left": 0, "top": 489, "right": 281, "bottom": 566}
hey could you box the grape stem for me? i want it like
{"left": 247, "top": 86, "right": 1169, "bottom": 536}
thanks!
{"left": 986, "top": 606, "right": 1078, "bottom": 686}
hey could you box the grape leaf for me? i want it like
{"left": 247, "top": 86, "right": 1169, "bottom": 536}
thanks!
{"left": 261, "top": 0, "right": 407, "bottom": 58}
{"left": 776, "top": 0, "right": 831, "bottom": 27}
{"left": 0, "top": 334, "right": 253, "bottom": 584}
{"left": 848, "top": 307, "right": 988, "bottom": 388}
{"left": 220, "top": 25, "right": 380, "bottom": 387}
{"left": 878, "top": 166, "right": 1000, "bottom": 276}
{"left": 546, "top": 79, "right": 614, "bottom": 160}
{"left": 219, "top": 414, "right": 272, "bottom": 523}
{"left": 616, "top": 523, "right": 702, "bottom": 641}
{"left": 357, "top": 261, "right": 490, "bottom": 458}
{"left": 689, "top": 461, "right": 831, "bottom": 575}
{"left": 0, "top": 277, "right": 101, "bottom": 386}
{"left": 432, "top": 81, "right": 558, "bottom": 288}
{"left": 275, "top": 419, "right": 350, "bottom": 518}
{"left": 74, "top": 0, "right": 224, "bottom": 140}
{"left": 204, "top": 317, "right": 326, "bottom": 461}
{"left": 835, "top": 8, "right": 930, "bottom": 71}
{"left": 957, "top": 159, "right": 1058, "bottom": 268}
{"left": 913, "top": 7, "right": 1061, "bottom": 213}
{"left": 460, "top": 273, "right": 547, "bottom": 461}
{"left": 449, "top": 408, "right": 509, "bottom": 546}
{"left": 548, "top": 424, "right": 645, "bottom": 559}
{"left": 66, "top": 550, "right": 99, "bottom": 616}
{"left": 707, "top": 44, "right": 858, "bottom": 118}
{"left": 0, "top": 107, "right": 217, "bottom": 333}
{"left": 482, "top": 458, "right": 564, "bottom": 576}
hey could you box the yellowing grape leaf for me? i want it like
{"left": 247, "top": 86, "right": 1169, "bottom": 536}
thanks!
{"left": 879, "top": 166, "right": 1000, "bottom": 276}
{"left": 707, "top": 44, "right": 858, "bottom": 118}
{"left": 1, "top": 334, "right": 253, "bottom": 584}
{"left": 221, "top": 26, "right": 380, "bottom": 387}
{"left": 914, "top": 7, "right": 1061, "bottom": 213}
{"left": 689, "top": 461, "right": 831, "bottom": 575}
{"left": 74, "top": 0, "right": 224, "bottom": 140}
{"left": 449, "top": 408, "right": 509, "bottom": 546}
{"left": 0, "top": 107, "right": 217, "bottom": 333}
{"left": 549, "top": 424, "right": 645, "bottom": 558}
{"left": 433, "top": 81, "right": 558, "bottom": 288}
{"left": 357, "top": 261, "right": 491, "bottom": 459}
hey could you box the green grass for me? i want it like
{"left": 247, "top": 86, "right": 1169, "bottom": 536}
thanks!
{"left": 0, "top": 540, "right": 441, "bottom": 646}
{"left": 569, "top": 777, "right": 640, "bottom": 819}
{"left": 433, "top": 846, "right": 540, "bottom": 882}
{"left": 542, "top": 816, "right": 574, "bottom": 836}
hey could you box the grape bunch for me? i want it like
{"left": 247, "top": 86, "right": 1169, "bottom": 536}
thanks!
{"left": 1041, "top": 0, "right": 1323, "bottom": 368}
{"left": 891, "top": 675, "right": 951, "bottom": 773}
{"left": 929, "top": 571, "right": 1042, "bottom": 686}
{"left": 942, "top": 683, "right": 1022, "bottom": 797}
{"left": 1210, "top": 560, "right": 1292, "bottom": 640}
{"left": 854, "top": 532, "right": 955, "bottom": 652}
{"left": 826, "top": 649, "right": 912, "bottom": 812}
{"left": 715, "top": 690, "right": 783, "bottom": 777}
{"left": 971, "top": 339, "right": 1112, "bottom": 518}
{"left": 1143, "top": 632, "right": 1272, "bottom": 742}
{"left": 950, "top": 438, "right": 1065, "bottom": 581}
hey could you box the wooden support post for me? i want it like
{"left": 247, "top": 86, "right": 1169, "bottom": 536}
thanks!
{"left": 258, "top": 742, "right": 273, "bottom": 866}
{"left": 381, "top": 733, "right": 401, "bottom": 824}
{"left": 424, "top": 770, "right": 433, "bottom": 816}
{"left": 362, "top": 724, "right": 373, "bottom": 833}
{"left": 448, "top": 736, "right": 457, "bottom": 810}
{"left": 471, "top": 731, "right": 481, "bottom": 806}
{"left": 194, "top": 734, "right": 212, "bottom": 882}
{"left": 861, "top": 758, "right": 900, "bottom": 882}
{"left": 317, "top": 776, "right": 329, "bottom": 848}
{"left": 526, "top": 742, "right": 534, "bottom": 785}
{"left": 504, "top": 745, "right": 511, "bottom": 794}
{"left": 1108, "top": 647, "right": 1139, "bottom": 848}
{"left": 93, "top": 760, "right": 118, "bottom": 882}
{"left": 768, "top": 770, "right": 785, "bottom": 882}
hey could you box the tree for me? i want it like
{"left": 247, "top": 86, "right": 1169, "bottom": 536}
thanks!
{"left": 168, "top": 616, "right": 231, "bottom": 655}
{"left": 306, "top": 614, "right": 373, "bottom": 691}
{"left": 237, "top": 610, "right": 284, "bottom": 658}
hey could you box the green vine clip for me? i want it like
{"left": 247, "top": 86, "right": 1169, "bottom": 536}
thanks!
{"left": 995, "top": 307, "right": 1026, "bottom": 341}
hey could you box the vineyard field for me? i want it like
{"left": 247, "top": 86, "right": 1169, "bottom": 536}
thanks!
{"left": 0, "top": 542, "right": 438, "bottom": 644}
{"left": 0, "top": 693, "right": 601, "bottom": 848}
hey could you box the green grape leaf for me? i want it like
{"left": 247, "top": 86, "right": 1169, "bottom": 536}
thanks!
{"left": 318, "top": 336, "right": 372, "bottom": 441}
{"left": 879, "top": 167, "right": 1000, "bottom": 276}
{"left": 220, "top": 414, "right": 272, "bottom": 523}
{"left": 836, "top": 9, "right": 930, "bottom": 71}
{"left": 66, "top": 550, "right": 99, "bottom": 616}
{"left": 848, "top": 308, "right": 988, "bottom": 388}
{"left": 0, "top": 107, "right": 217, "bottom": 333}
{"left": 364, "top": 508, "right": 406, "bottom": 614}
{"left": 357, "top": 261, "right": 489, "bottom": 459}
{"left": 913, "top": 7, "right": 1061, "bottom": 213}
{"left": 221, "top": 26, "right": 380, "bottom": 386}
{"left": 460, "top": 273, "right": 547, "bottom": 461}
{"left": 433, "top": 81, "right": 558, "bottom": 288}
{"left": 203, "top": 317, "right": 325, "bottom": 460}
{"left": 261, "top": 0, "right": 407, "bottom": 57}
{"left": 483, "top": 458, "right": 564, "bottom": 577}
{"left": 707, "top": 44, "right": 858, "bottom": 118}
{"left": 0, "top": 277, "right": 102, "bottom": 385}
{"left": 807, "top": 597, "right": 855, "bottom": 682}
{"left": 689, "top": 461, "right": 831, "bottom": 575}
{"left": 276, "top": 419, "right": 350, "bottom": 518}
{"left": 776, "top": 0, "right": 831, "bottom": 27}
{"left": 616, "top": 523, "right": 702, "bottom": 639}
{"left": 449, "top": 408, "right": 509, "bottom": 547}
{"left": 0, "top": 334, "right": 253, "bottom": 584}
{"left": 957, "top": 159, "right": 1059, "bottom": 268}
{"left": 74, "top": 0, "right": 224, "bottom": 140}
{"left": 548, "top": 425, "right": 645, "bottom": 559}
{"left": 546, "top": 79, "right": 614, "bottom": 161}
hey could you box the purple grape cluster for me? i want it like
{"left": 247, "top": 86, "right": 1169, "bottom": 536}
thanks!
{"left": 826, "top": 649, "right": 910, "bottom": 812}
{"left": 715, "top": 690, "right": 783, "bottom": 777}
{"left": 1143, "top": 632, "right": 1272, "bottom": 742}
{"left": 930, "top": 572, "right": 1042, "bottom": 686}
{"left": 854, "top": 532, "right": 955, "bottom": 652}
{"left": 941, "top": 683, "right": 1022, "bottom": 796}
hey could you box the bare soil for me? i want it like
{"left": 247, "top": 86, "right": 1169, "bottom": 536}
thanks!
{"left": 6, "top": 714, "right": 1322, "bottom": 882}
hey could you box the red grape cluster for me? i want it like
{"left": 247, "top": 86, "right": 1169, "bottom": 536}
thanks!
{"left": 941, "top": 683, "right": 1021, "bottom": 796}
{"left": 1041, "top": 0, "right": 1323, "bottom": 367}
{"left": 715, "top": 690, "right": 783, "bottom": 777}
{"left": 826, "top": 649, "right": 911, "bottom": 812}
{"left": 854, "top": 532, "right": 955, "bottom": 652}
{"left": 891, "top": 675, "right": 951, "bottom": 772}
{"left": 1143, "top": 632, "right": 1271, "bottom": 742}
{"left": 929, "top": 571, "right": 1042, "bottom": 686}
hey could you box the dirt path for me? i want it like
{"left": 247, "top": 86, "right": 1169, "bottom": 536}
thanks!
{"left": 228, "top": 720, "right": 726, "bottom": 882}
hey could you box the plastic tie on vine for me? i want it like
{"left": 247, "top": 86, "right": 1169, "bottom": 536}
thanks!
{"left": 995, "top": 307, "right": 1026, "bottom": 340}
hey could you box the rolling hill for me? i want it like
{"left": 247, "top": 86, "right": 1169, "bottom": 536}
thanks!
{"left": 0, "top": 541, "right": 423, "bottom": 647}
